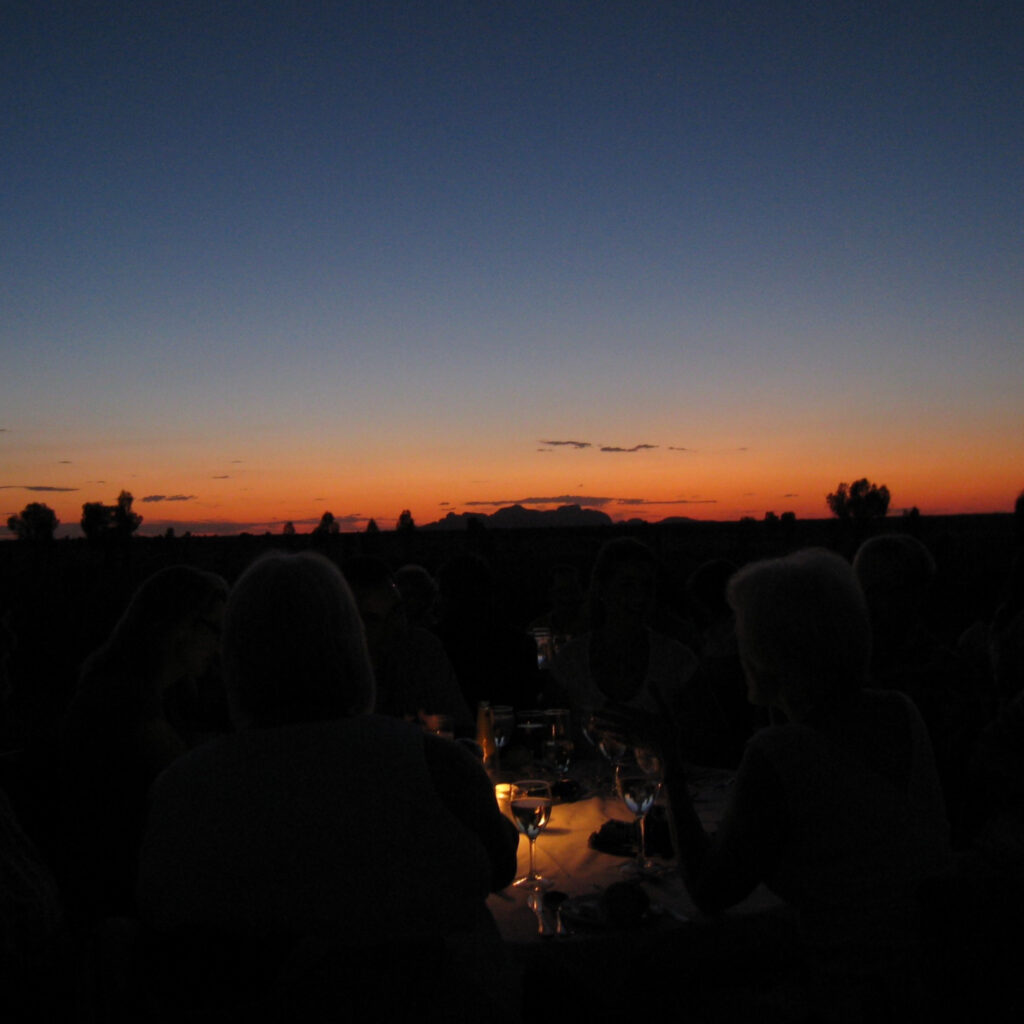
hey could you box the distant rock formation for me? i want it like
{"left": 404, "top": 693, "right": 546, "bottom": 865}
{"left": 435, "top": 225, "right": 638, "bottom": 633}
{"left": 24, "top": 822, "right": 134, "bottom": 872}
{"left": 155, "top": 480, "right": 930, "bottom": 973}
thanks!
{"left": 420, "top": 503, "right": 613, "bottom": 530}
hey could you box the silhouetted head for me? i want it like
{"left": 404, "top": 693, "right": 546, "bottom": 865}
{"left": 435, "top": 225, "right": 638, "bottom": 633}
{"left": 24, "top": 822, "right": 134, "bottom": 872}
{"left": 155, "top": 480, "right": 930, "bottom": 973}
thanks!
{"left": 223, "top": 551, "right": 374, "bottom": 729}
{"left": 342, "top": 555, "right": 403, "bottom": 652}
{"left": 852, "top": 533, "right": 935, "bottom": 634}
{"left": 727, "top": 548, "right": 870, "bottom": 718}
{"left": 589, "top": 538, "right": 658, "bottom": 632}
{"left": 393, "top": 563, "right": 440, "bottom": 628}
{"left": 86, "top": 565, "right": 228, "bottom": 691}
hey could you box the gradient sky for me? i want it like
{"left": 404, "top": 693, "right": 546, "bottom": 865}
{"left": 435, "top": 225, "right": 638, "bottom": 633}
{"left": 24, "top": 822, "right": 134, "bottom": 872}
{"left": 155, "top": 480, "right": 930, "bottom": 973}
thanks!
{"left": 3, "top": 1, "right": 1022, "bottom": 535}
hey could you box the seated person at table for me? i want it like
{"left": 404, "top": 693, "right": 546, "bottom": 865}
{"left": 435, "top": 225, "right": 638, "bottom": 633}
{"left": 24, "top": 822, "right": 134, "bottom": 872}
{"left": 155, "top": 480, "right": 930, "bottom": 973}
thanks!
{"left": 137, "top": 552, "right": 518, "bottom": 1017}
{"left": 342, "top": 556, "right": 472, "bottom": 736}
{"left": 663, "top": 549, "right": 951, "bottom": 1019}
{"left": 56, "top": 564, "right": 228, "bottom": 930}
{"left": 551, "top": 538, "right": 698, "bottom": 748}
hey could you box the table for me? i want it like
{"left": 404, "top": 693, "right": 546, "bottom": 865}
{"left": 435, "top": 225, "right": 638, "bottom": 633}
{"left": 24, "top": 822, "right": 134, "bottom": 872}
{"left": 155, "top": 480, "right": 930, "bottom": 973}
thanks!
{"left": 485, "top": 766, "right": 791, "bottom": 1019}
{"left": 487, "top": 766, "right": 782, "bottom": 943}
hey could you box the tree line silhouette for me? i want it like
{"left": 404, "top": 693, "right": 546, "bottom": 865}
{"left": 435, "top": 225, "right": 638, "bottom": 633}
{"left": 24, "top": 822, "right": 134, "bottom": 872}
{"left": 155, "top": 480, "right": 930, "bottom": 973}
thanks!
{"left": 7, "top": 481, "right": 892, "bottom": 543}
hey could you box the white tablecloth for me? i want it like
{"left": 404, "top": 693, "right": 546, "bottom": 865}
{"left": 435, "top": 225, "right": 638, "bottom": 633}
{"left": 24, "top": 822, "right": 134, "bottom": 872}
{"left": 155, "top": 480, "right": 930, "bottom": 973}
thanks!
{"left": 488, "top": 766, "right": 781, "bottom": 943}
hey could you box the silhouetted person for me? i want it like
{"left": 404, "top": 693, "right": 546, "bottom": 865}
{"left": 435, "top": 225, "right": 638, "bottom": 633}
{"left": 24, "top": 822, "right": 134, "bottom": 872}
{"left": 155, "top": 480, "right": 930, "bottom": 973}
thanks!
{"left": 55, "top": 565, "right": 228, "bottom": 931}
{"left": 664, "top": 549, "right": 950, "bottom": 1022}
{"left": 342, "top": 556, "right": 471, "bottom": 735}
{"left": 552, "top": 538, "right": 698, "bottom": 755}
{"left": 137, "top": 552, "right": 518, "bottom": 1021}
{"left": 392, "top": 563, "right": 441, "bottom": 630}
{"left": 853, "top": 533, "right": 982, "bottom": 845}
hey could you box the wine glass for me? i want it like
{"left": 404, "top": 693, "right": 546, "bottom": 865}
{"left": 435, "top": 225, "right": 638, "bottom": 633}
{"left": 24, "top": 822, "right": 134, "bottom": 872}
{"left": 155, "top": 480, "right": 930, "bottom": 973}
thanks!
{"left": 509, "top": 778, "right": 553, "bottom": 890}
{"left": 491, "top": 705, "right": 515, "bottom": 752}
{"left": 544, "top": 708, "right": 574, "bottom": 776}
{"left": 515, "top": 709, "right": 547, "bottom": 765}
{"left": 615, "top": 759, "right": 662, "bottom": 877}
{"left": 584, "top": 709, "right": 627, "bottom": 795}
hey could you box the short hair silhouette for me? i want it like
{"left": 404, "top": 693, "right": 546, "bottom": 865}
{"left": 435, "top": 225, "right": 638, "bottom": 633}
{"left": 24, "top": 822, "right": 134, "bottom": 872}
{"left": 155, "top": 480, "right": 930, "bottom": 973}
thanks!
{"left": 852, "top": 533, "right": 936, "bottom": 609}
{"left": 727, "top": 548, "right": 871, "bottom": 710}
{"left": 222, "top": 551, "right": 374, "bottom": 728}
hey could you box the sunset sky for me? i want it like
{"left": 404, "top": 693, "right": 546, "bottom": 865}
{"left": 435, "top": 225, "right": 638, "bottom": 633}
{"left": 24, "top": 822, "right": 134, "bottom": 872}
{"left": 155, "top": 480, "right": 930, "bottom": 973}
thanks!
{"left": 3, "top": 1, "right": 1022, "bottom": 535}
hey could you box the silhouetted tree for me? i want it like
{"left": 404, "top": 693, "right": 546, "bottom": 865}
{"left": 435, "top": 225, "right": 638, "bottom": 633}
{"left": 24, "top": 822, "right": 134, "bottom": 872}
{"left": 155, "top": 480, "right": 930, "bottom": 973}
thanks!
{"left": 313, "top": 511, "right": 338, "bottom": 536}
{"left": 112, "top": 490, "right": 143, "bottom": 538}
{"left": 826, "top": 478, "right": 890, "bottom": 520}
{"left": 780, "top": 511, "right": 797, "bottom": 525}
{"left": 6, "top": 502, "right": 59, "bottom": 541}
{"left": 81, "top": 501, "right": 113, "bottom": 540}
{"left": 396, "top": 509, "right": 415, "bottom": 533}
{"left": 365, "top": 518, "right": 379, "bottom": 534}
{"left": 764, "top": 511, "right": 778, "bottom": 523}
{"left": 80, "top": 490, "right": 142, "bottom": 540}
{"left": 282, "top": 521, "right": 296, "bottom": 536}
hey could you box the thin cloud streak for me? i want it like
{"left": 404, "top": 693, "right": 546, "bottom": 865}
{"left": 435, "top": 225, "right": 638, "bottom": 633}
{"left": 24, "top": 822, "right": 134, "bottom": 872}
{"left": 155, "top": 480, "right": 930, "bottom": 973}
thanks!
{"left": 600, "top": 444, "right": 658, "bottom": 453}
{"left": 0, "top": 484, "right": 79, "bottom": 492}
{"left": 616, "top": 498, "right": 717, "bottom": 505}
{"left": 465, "top": 494, "right": 615, "bottom": 507}
{"left": 538, "top": 440, "right": 592, "bottom": 449}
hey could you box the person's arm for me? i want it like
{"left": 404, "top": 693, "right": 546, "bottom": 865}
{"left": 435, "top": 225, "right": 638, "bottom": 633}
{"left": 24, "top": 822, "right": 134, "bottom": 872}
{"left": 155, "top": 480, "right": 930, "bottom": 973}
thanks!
{"left": 664, "top": 742, "right": 785, "bottom": 916}
{"left": 421, "top": 734, "right": 519, "bottom": 891}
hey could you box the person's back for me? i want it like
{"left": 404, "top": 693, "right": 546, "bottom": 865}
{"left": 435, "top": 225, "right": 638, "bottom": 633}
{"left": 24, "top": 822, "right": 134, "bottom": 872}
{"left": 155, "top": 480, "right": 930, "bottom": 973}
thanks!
{"left": 750, "top": 689, "right": 949, "bottom": 976}
{"left": 134, "top": 552, "right": 518, "bottom": 1021}
{"left": 139, "top": 714, "right": 498, "bottom": 941}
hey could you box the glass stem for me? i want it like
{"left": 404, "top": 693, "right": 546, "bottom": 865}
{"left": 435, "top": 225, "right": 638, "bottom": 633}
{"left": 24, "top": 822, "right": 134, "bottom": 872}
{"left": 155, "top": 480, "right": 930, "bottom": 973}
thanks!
{"left": 636, "top": 815, "right": 647, "bottom": 870}
{"left": 528, "top": 836, "right": 538, "bottom": 879}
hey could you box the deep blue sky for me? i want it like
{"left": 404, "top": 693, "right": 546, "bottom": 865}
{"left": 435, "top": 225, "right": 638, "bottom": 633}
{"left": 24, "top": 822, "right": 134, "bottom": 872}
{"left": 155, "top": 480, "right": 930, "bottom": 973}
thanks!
{"left": 3, "top": 1, "right": 1022, "bottom": 533}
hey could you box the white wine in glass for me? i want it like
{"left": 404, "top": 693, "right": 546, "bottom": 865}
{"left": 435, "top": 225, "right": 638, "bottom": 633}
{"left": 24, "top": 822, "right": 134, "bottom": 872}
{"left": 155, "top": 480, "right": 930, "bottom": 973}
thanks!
{"left": 615, "top": 765, "right": 662, "bottom": 877}
{"left": 510, "top": 779, "right": 553, "bottom": 890}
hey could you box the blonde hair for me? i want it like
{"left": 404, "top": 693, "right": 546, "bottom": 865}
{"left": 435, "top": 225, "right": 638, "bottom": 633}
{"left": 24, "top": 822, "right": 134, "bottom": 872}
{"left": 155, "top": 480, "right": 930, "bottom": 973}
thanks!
{"left": 727, "top": 548, "right": 870, "bottom": 710}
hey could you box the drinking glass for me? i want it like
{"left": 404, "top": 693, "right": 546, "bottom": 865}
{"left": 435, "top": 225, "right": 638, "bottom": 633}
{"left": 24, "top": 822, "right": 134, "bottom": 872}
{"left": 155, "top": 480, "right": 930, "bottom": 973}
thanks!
{"left": 509, "top": 778, "right": 553, "bottom": 889}
{"left": 492, "top": 705, "right": 515, "bottom": 751}
{"left": 544, "top": 708, "right": 574, "bottom": 776}
{"left": 615, "top": 761, "right": 662, "bottom": 877}
{"left": 515, "top": 709, "right": 547, "bottom": 764}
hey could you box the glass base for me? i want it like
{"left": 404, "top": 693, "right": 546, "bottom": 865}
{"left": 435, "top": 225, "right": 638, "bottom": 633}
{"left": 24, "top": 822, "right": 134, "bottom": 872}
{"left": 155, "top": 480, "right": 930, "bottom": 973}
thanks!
{"left": 513, "top": 874, "right": 553, "bottom": 890}
{"left": 619, "top": 859, "right": 671, "bottom": 880}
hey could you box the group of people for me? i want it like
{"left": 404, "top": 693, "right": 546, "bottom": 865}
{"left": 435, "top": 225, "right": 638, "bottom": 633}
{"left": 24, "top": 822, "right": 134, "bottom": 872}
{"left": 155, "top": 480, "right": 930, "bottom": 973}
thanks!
{"left": 1, "top": 500, "right": 1022, "bottom": 1020}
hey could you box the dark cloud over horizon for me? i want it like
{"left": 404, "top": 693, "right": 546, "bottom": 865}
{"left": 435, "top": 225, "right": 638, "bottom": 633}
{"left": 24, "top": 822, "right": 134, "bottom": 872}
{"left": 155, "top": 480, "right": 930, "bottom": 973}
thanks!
{"left": 465, "top": 494, "right": 615, "bottom": 508}
{"left": 538, "top": 439, "right": 592, "bottom": 449}
{"left": 600, "top": 444, "right": 658, "bottom": 453}
{"left": 140, "top": 494, "right": 197, "bottom": 503}
{"left": 616, "top": 497, "right": 717, "bottom": 505}
{"left": 0, "top": 484, "right": 79, "bottom": 492}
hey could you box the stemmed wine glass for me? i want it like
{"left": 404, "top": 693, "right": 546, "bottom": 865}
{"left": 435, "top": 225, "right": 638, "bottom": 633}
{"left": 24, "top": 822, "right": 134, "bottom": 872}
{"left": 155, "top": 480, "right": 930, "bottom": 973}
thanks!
{"left": 509, "top": 778, "right": 553, "bottom": 890}
{"left": 491, "top": 705, "right": 515, "bottom": 754}
{"left": 615, "top": 751, "right": 663, "bottom": 877}
{"left": 544, "top": 708, "right": 574, "bottom": 776}
{"left": 584, "top": 708, "right": 628, "bottom": 795}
